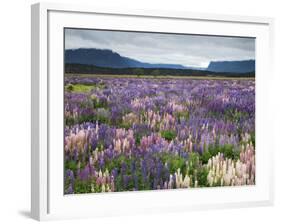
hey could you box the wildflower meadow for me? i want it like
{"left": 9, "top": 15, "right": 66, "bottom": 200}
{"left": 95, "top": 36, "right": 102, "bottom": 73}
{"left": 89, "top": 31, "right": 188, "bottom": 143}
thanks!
{"left": 64, "top": 76, "right": 255, "bottom": 194}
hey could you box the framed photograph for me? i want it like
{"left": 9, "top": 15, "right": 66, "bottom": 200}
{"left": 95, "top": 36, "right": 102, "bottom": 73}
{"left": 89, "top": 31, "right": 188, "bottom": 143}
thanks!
{"left": 31, "top": 2, "right": 274, "bottom": 221}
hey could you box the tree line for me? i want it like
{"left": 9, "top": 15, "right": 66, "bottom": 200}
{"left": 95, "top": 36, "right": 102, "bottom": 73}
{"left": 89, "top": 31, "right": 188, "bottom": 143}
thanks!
{"left": 65, "top": 63, "right": 255, "bottom": 78}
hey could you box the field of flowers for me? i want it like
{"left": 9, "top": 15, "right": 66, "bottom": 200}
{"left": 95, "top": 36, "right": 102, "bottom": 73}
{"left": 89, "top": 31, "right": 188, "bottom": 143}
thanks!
{"left": 64, "top": 76, "right": 255, "bottom": 194}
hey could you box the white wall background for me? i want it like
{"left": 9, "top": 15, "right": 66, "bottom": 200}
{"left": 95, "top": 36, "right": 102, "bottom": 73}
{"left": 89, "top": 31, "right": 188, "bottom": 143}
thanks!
{"left": 0, "top": 0, "right": 279, "bottom": 223}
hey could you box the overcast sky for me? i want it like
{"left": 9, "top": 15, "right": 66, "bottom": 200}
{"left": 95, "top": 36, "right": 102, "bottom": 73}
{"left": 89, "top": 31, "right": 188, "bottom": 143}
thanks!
{"left": 65, "top": 28, "right": 255, "bottom": 68}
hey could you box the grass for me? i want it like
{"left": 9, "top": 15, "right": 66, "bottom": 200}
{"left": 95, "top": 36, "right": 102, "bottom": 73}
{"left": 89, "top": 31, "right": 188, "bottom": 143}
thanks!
{"left": 65, "top": 83, "right": 101, "bottom": 93}
{"left": 65, "top": 73, "right": 255, "bottom": 80}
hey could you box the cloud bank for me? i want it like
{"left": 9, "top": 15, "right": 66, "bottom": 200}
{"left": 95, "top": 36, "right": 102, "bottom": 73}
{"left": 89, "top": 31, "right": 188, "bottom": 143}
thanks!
{"left": 65, "top": 28, "right": 255, "bottom": 68}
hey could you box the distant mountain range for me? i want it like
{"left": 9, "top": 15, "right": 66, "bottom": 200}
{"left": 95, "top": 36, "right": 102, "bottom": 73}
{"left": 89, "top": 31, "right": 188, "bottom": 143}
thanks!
{"left": 65, "top": 48, "right": 187, "bottom": 69}
{"left": 65, "top": 48, "right": 255, "bottom": 74}
{"left": 207, "top": 60, "right": 255, "bottom": 73}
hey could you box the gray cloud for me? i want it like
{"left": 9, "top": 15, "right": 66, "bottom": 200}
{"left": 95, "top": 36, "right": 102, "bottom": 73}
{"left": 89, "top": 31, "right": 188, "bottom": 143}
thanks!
{"left": 65, "top": 28, "right": 255, "bottom": 68}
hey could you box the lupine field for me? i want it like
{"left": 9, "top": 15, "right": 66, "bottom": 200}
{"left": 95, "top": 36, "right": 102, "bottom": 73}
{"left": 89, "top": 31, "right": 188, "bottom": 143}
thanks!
{"left": 64, "top": 76, "right": 255, "bottom": 194}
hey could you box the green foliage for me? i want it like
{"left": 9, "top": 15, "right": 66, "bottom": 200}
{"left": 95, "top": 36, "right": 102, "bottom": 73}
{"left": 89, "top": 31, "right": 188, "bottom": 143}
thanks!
{"left": 96, "top": 142, "right": 104, "bottom": 151}
{"left": 197, "top": 167, "right": 209, "bottom": 187}
{"left": 90, "top": 181, "right": 102, "bottom": 193}
{"left": 133, "top": 68, "right": 145, "bottom": 76}
{"left": 104, "top": 155, "right": 126, "bottom": 173}
{"left": 186, "top": 152, "right": 200, "bottom": 175}
{"left": 91, "top": 96, "right": 108, "bottom": 109}
{"left": 222, "top": 144, "right": 237, "bottom": 159}
{"left": 175, "top": 111, "right": 189, "bottom": 122}
{"left": 207, "top": 144, "right": 240, "bottom": 161}
{"left": 151, "top": 69, "right": 160, "bottom": 78}
{"left": 65, "top": 160, "right": 77, "bottom": 172}
{"left": 201, "top": 150, "right": 212, "bottom": 164}
{"left": 225, "top": 108, "right": 248, "bottom": 123}
{"left": 96, "top": 109, "right": 110, "bottom": 124}
{"left": 161, "top": 130, "right": 177, "bottom": 141}
{"left": 250, "top": 132, "right": 255, "bottom": 147}
{"left": 115, "top": 175, "right": 123, "bottom": 192}
{"left": 65, "top": 116, "right": 75, "bottom": 126}
{"left": 169, "top": 156, "right": 186, "bottom": 175}
{"left": 135, "top": 135, "right": 141, "bottom": 145}
{"left": 117, "top": 122, "right": 132, "bottom": 130}
{"left": 73, "top": 179, "right": 92, "bottom": 194}
{"left": 78, "top": 114, "right": 95, "bottom": 124}
{"left": 134, "top": 129, "right": 151, "bottom": 146}
{"left": 65, "top": 83, "right": 96, "bottom": 93}
{"left": 66, "top": 84, "right": 74, "bottom": 92}
{"left": 208, "top": 108, "right": 248, "bottom": 123}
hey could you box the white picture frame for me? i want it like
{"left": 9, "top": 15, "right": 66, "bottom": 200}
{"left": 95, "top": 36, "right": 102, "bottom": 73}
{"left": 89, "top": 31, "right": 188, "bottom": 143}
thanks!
{"left": 31, "top": 2, "right": 274, "bottom": 221}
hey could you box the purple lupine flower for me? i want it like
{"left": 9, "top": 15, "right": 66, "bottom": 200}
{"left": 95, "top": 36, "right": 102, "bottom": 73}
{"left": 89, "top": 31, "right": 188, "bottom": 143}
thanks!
{"left": 66, "top": 169, "right": 74, "bottom": 182}
{"left": 65, "top": 185, "right": 74, "bottom": 194}
{"left": 64, "top": 76, "right": 255, "bottom": 193}
{"left": 79, "top": 165, "right": 90, "bottom": 181}
{"left": 123, "top": 175, "right": 129, "bottom": 189}
{"left": 133, "top": 174, "right": 138, "bottom": 190}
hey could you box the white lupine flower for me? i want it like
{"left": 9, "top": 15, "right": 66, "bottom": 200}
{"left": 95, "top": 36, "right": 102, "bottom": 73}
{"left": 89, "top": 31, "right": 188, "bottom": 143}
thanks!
{"left": 224, "top": 173, "right": 231, "bottom": 186}
{"left": 95, "top": 121, "right": 99, "bottom": 134}
{"left": 104, "top": 169, "right": 109, "bottom": 178}
{"left": 98, "top": 170, "right": 103, "bottom": 178}
{"left": 113, "top": 139, "right": 122, "bottom": 152}
{"left": 89, "top": 156, "right": 93, "bottom": 165}
{"left": 206, "top": 141, "right": 255, "bottom": 187}
{"left": 222, "top": 162, "right": 227, "bottom": 175}
{"left": 183, "top": 175, "right": 191, "bottom": 188}
{"left": 106, "top": 184, "right": 111, "bottom": 192}
{"left": 101, "top": 184, "right": 106, "bottom": 192}
{"left": 168, "top": 174, "right": 174, "bottom": 189}
{"left": 123, "top": 138, "right": 130, "bottom": 152}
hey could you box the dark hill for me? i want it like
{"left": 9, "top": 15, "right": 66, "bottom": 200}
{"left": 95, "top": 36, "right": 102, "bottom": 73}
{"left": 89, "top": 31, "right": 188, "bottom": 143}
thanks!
{"left": 207, "top": 60, "right": 255, "bottom": 73}
{"left": 65, "top": 48, "right": 187, "bottom": 69}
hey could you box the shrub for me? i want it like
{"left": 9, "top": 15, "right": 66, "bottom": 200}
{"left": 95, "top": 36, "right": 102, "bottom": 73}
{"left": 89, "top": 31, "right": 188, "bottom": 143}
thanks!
{"left": 161, "top": 130, "right": 177, "bottom": 141}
